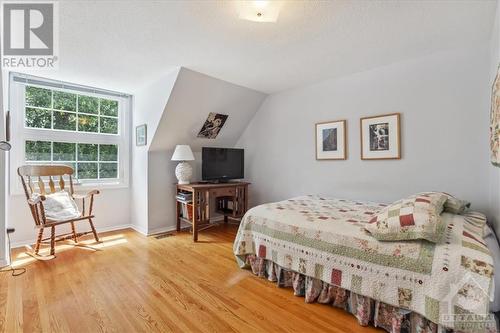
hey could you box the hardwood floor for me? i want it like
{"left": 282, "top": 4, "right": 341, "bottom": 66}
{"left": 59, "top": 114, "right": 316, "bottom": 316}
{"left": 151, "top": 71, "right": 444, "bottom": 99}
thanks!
{"left": 0, "top": 225, "right": 383, "bottom": 333}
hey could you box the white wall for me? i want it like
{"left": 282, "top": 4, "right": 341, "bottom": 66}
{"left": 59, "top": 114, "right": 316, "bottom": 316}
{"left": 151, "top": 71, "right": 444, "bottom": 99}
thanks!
{"left": 237, "top": 46, "right": 492, "bottom": 216}
{"left": 147, "top": 68, "right": 266, "bottom": 233}
{"left": 489, "top": 2, "right": 500, "bottom": 238}
{"left": 131, "top": 68, "right": 180, "bottom": 234}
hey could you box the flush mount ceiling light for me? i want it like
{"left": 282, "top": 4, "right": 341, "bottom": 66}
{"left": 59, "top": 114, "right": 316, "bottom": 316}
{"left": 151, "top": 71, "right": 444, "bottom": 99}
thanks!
{"left": 237, "top": 1, "right": 284, "bottom": 23}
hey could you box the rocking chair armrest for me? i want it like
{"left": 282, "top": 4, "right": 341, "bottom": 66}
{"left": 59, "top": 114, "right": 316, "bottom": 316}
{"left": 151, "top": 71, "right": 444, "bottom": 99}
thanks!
{"left": 72, "top": 189, "right": 100, "bottom": 200}
{"left": 28, "top": 195, "right": 46, "bottom": 205}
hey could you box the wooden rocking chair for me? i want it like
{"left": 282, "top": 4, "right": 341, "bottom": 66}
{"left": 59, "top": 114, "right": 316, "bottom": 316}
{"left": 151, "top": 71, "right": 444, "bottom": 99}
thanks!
{"left": 18, "top": 165, "right": 101, "bottom": 260}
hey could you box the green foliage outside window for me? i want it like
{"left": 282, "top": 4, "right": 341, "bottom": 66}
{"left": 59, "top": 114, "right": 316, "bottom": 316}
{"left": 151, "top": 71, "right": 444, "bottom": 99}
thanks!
{"left": 53, "top": 91, "right": 77, "bottom": 111}
{"left": 101, "top": 117, "right": 118, "bottom": 134}
{"left": 53, "top": 111, "right": 77, "bottom": 131}
{"left": 78, "top": 163, "right": 98, "bottom": 179}
{"left": 78, "top": 95, "right": 99, "bottom": 114}
{"left": 53, "top": 142, "right": 75, "bottom": 161}
{"left": 25, "top": 140, "right": 118, "bottom": 180}
{"left": 24, "top": 85, "right": 121, "bottom": 181}
{"left": 26, "top": 86, "right": 52, "bottom": 108}
{"left": 25, "top": 85, "right": 118, "bottom": 134}
{"left": 26, "top": 108, "right": 51, "bottom": 129}
{"left": 78, "top": 114, "right": 99, "bottom": 132}
{"left": 100, "top": 144, "right": 118, "bottom": 161}
{"left": 100, "top": 99, "right": 118, "bottom": 117}
{"left": 78, "top": 144, "right": 98, "bottom": 161}
{"left": 25, "top": 141, "right": 51, "bottom": 161}
{"left": 99, "top": 163, "right": 117, "bottom": 178}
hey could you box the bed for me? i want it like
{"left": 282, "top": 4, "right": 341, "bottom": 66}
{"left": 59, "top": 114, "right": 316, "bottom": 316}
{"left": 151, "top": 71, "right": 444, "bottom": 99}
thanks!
{"left": 233, "top": 195, "right": 497, "bottom": 333}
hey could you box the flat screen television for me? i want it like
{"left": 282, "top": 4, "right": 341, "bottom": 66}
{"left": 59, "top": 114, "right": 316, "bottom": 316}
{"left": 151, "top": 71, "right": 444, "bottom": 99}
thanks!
{"left": 202, "top": 147, "right": 244, "bottom": 182}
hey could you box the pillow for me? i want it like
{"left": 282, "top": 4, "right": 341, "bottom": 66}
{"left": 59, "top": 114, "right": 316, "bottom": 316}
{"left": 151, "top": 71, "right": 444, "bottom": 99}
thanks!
{"left": 461, "top": 211, "right": 488, "bottom": 237}
{"left": 418, "top": 191, "right": 470, "bottom": 214}
{"left": 365, "top": 193, "right": 448, "bottom": 243}
{"left": 33, "top": 191, "right": 81, "bottom": 221}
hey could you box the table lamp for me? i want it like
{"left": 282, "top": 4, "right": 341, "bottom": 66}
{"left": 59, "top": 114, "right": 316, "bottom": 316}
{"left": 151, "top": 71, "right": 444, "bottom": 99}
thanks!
{"left": 171, "top": 145, "right": 195, "bottom": 184}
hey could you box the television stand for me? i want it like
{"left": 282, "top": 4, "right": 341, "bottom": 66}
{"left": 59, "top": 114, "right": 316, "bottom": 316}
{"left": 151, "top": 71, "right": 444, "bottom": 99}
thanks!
{"left": 175, "top": 182, "right": 250, "bottom": 241}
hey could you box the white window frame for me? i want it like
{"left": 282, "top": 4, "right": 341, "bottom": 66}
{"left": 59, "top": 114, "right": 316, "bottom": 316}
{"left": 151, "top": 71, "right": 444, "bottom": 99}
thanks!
{"left": 9, "top": 73, "right": 131, "bottom": 195}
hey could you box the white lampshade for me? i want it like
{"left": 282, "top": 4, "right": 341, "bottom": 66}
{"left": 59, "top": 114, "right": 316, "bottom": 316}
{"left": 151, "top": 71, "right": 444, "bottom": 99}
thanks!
{"left": 171, "top": 145, "right": 195, "bottom": 161}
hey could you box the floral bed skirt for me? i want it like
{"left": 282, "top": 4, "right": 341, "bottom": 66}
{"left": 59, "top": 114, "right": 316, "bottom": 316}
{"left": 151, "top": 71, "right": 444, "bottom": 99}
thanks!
{"left": 244, "top": 254, "right": 478, "bottom": 333}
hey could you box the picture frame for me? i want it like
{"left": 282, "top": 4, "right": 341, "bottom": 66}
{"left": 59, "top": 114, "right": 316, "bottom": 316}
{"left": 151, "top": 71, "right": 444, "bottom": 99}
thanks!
{"left": 136, "top": 124, "right": 147, "bottom": 146}
{"left": 315, "top": 120, "right": 347, "bottom": 160}
{"left": 197, "top": 112, "right": 228, "bottom": 139}
{"left": 360, "top": 113, "right": 401, "bottom": 160}
{"left": 491, "top": 64, "right": 500, "bottom": 167}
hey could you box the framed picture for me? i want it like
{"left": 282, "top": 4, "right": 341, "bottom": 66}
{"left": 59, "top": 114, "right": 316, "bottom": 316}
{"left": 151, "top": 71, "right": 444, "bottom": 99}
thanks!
{"left": 491, "top": 64, "right": 500, "bottom": 167}
{"left": 360, "top": 113, "right": 400, "bottom": 160}
{"left": 315, "top": 120, "right": 347, "bottom": 160}
{"left": 197, "top": 112, "right": 228, "bottom": 139}
{"left": 136, "top": 124, "right": 147, "bottom": 146}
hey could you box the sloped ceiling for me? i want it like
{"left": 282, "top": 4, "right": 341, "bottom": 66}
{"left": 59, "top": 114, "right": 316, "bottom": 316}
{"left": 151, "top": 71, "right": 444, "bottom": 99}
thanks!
{"left": 14, "top": 1, "right": 496, "bottom": 94}
{"left": 149, "top": 67, "right": 267, "bottom": 152}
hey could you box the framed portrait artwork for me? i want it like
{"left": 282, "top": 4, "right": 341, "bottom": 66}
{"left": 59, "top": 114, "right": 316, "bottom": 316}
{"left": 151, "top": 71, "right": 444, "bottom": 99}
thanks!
{"left": 315, "top": 120, "right": 347, "bottom": 160}
{"left": 136, "top": 124, "right": 147, "bottom": 146}
{"left": 360, "top": 113, "right": 400, "bottom": 160}
{"left": 197, "top": 112, "right": 228, "bottom": 139}
{"left": 491, "top": 64, "right": 500, "bottom": 167}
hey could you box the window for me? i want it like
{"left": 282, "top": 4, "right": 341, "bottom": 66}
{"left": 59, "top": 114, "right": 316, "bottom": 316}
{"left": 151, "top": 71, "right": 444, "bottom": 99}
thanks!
{"left": 9, "top": 73, "right": 131, "bottom": 192}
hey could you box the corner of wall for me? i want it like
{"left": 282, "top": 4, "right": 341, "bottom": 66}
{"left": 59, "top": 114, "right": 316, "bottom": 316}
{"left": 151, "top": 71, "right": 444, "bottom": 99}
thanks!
{"left": 130, "top": 68, "right": 181, "bottom": 234}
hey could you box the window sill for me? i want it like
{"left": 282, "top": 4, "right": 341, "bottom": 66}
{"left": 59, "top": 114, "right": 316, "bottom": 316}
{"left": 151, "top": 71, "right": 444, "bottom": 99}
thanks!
{"left": 10, "top": 182, "right": 129, "bottom": 196}
{"left": 73, "top": 182, "right": 129, "bottom": 191}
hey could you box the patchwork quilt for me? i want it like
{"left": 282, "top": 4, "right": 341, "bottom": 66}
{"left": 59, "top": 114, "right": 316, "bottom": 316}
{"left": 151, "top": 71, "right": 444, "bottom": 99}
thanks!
{"left": 233, "top": 196, "right": 496, "bottom": 332}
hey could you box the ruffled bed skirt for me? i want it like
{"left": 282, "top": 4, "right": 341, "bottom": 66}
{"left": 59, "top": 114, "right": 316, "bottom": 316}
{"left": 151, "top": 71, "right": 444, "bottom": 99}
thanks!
{"left": 244, "top": 254, "right": 462, "bottom": 333}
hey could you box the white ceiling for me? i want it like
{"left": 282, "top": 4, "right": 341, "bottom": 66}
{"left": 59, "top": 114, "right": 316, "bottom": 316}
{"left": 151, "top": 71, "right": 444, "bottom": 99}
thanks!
{"left": 16, "top": 0, "right": 497, "bottom": 94}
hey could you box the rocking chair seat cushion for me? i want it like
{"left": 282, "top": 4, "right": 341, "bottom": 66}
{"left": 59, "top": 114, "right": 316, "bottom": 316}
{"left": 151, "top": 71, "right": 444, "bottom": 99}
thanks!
{"left": 33, "top": 191, "right": 81, "bottom": 221}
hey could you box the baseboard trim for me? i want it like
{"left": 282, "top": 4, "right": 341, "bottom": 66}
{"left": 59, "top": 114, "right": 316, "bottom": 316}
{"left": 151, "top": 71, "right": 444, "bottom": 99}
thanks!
{"left": 147, "top": 225, "right": 177, "bottom": 236}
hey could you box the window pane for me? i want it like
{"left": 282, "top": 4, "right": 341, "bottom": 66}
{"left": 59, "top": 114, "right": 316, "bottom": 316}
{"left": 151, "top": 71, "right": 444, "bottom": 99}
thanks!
{"left": 53, "top": 162, "right": 76, "bottom": 172}
{"left": 100, "top": 117, "right": 118, "bottom": 134}
{"left": 99, "top": 163, "right": 117, "bottom": 179}
{"left": 53, "top": 91, "right": 76, "bottom": 111}
{"left": 100, "top": 99, "right": 118, "bottom": 117}
{"left": 25, "top": 107, "right": 51, "bottom": 129}
{"left": 78, "top": 144, "right": 98, "bottom": 161}
{"left": 78, "top": 114, "right": 98, "bottom": 132}
{"left": 26, "top": 140, "right": 51, "bottom": 161}
{"left": 53, "top": 142, "right": 76, "bottom": 161}
{"left": 77, "top": 163, "right": 98, "bottom": 179}
{"left": 26, "top": 86, "right": 52, "bottom": 108}
{"left": 78, "top": 95, "right": 98, "bottom": 114}
{"left": 53, "top": 111, "right": 77, "bottom": 131}
{"left": 99, "top": 144, "right": 118, "bottom": 161}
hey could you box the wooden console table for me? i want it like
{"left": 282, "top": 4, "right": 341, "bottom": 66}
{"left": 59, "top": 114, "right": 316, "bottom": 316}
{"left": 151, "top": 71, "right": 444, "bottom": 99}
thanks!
{"left": 175, "top": 182, "right": 250, "bottom": 241}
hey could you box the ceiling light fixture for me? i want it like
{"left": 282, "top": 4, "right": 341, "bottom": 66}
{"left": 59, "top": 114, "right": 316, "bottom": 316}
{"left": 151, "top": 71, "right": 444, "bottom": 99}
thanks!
{"left": 237, "top": 1, "right": 284, "bottom": 23}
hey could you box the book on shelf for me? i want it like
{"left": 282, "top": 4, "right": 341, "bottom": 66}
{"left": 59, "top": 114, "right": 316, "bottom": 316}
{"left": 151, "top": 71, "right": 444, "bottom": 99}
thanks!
{"left": 180, "top": 202, "right": 193, "bottom": 221}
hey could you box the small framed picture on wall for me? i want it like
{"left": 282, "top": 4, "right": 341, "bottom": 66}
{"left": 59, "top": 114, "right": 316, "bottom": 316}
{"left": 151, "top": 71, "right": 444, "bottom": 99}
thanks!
{"left": 360, "top": 113, "right": 401, "bottom": 160}
{"left": 136, "top": 124, "right": 147, "bottom": 146}
{"left": 315, "top": 120, "right": 347, "bottom": 160}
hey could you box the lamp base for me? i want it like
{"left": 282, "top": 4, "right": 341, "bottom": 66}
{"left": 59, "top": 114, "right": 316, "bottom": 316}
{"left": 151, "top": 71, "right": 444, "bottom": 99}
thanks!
{"left": 175, "top": 161, "right": 193, "bottom": 184}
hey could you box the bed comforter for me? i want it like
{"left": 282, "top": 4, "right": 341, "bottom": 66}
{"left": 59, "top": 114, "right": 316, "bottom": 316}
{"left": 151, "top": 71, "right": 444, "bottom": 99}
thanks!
{"left": 233, "top": 196, "right": 496, "bottom": 332}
